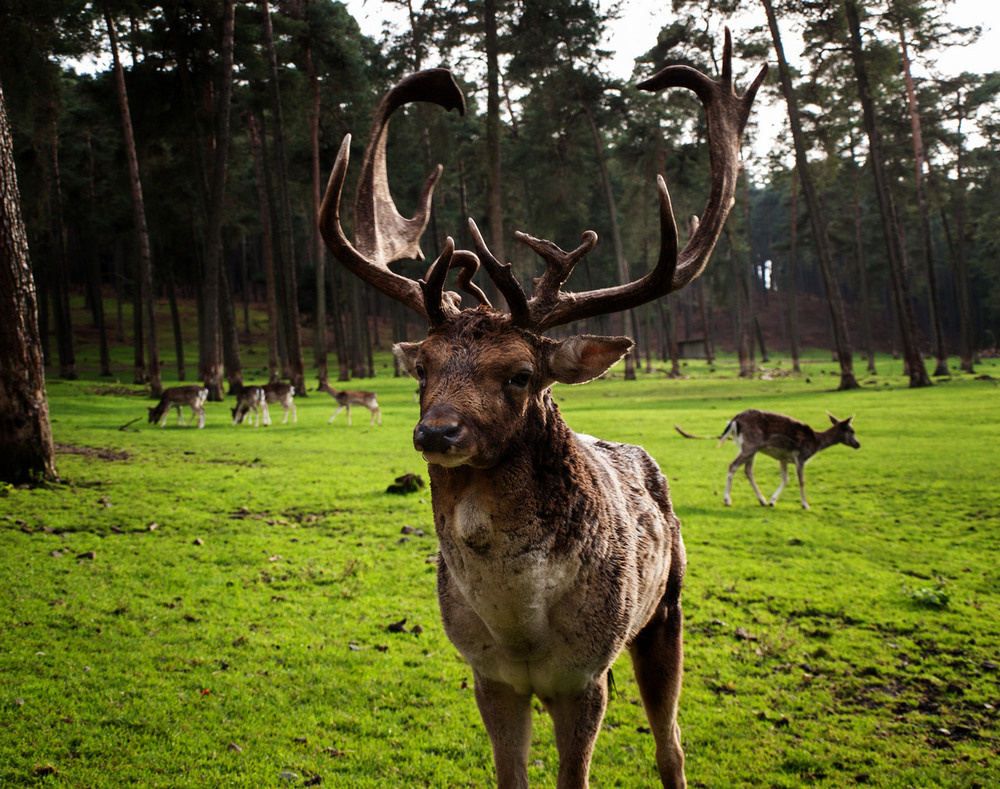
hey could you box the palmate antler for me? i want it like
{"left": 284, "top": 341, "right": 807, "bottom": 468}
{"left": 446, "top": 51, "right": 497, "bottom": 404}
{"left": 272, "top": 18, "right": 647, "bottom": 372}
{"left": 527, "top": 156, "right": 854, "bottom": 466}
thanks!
{"left": 319, "top": 30, "right": 768, "bottom": 333}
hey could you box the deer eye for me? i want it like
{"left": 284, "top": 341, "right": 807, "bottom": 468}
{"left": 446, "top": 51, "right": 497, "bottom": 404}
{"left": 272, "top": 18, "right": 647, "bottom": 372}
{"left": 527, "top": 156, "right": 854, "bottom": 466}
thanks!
{"left": 505, "top": 369, "right": 533, "bottom": 389}
{"left": 415, "top": 364, "right": 426, "bottom": 385}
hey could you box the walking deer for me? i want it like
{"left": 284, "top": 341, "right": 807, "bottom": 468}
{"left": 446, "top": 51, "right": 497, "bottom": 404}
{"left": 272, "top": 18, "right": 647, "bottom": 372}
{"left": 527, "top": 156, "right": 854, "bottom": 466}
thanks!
{"left": 675, "top": 409, "right": 860, "bottom": 509}
{"left": 320, "top": 33, "right": 764, "bottom": 789}
{"left": 148, "top": 385, "right": 208, "bottom": 429}
{"left": 231, "top": 385, "right": 268, "bottom": 427}
{"left": 319, "top": 383, "right": 381, "bottom": 426}
{"left": 263, "top": 382, "right": 296, "bottom": 424}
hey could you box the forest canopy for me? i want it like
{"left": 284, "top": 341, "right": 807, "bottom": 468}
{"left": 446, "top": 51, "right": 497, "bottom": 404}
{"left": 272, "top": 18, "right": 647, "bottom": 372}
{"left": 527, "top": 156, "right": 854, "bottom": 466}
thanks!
{"left": 2, "top": 0, "right": 998, "bottom": 393}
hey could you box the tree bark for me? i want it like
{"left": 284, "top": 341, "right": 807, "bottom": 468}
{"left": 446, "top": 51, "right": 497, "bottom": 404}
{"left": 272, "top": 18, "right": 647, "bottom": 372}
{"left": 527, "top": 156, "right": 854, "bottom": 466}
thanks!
{"left": 247, "top": 112, "right": 282, "bottom": 383}
{"left": 899, "top": 23, "right": 947, "bottom": 376}
{"left": 261, "top": 0, "right": 306, "bottom": 395}
{"left": 844, "top": 0, "right": 930, "bottom": 387}
{"left": 198, "top": 0, "right": 236, "bottom": 400}
{"left": 763, "top": 0, "right": 860, "bottom": 390}
{"left": 105, "top": 5, "right": 161, "bottom": 396}
{"left": 0, "top": 77, "right": 57, "bottom": 484}
{"left": 46, "top": 115, "right": 76, "bottom": 380}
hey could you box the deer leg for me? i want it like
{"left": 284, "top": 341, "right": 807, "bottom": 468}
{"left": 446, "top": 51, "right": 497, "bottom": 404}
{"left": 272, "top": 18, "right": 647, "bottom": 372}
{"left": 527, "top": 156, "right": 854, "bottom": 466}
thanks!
{"left": 262, "top": 402, "right": 272, "bottom": 426}
{"left": 795, "top": 460, "right": 809, "bottom": 510}
{"left": 473, "top": 672, "right": 532, "bottom": 789}
{"left": 725, "top": 453, "right": 754, "bottom": 505}
{"left": 542, "top": 677, "right": 609, "bottom": 789}
{"left": 770, "top": 461, "right": 789, "bottom": 506}
{"left": 346, "top": 405, "right": 352, "bottom": 426}
{"left": 175, "top": 405, "right": 186, "bottom": 426}
{"left": 196, "top": 406, "right": 205, "bottom": 429}
{"left": 630, "top": 596, "right": 686, "bottom": 789}
{"left": 743, "top": 455, "right": 769, "bottom": 506}
{"left": 329, "top": 406, "right": 345, "bottom": 424}
{"left": 290, "top": 402, "right": 297, "bottom": 424}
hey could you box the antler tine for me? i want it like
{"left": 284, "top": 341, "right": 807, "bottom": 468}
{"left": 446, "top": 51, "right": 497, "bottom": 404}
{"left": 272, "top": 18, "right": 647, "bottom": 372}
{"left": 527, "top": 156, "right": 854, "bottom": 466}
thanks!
{"left": 638, "top": 27, "right": 768, "bottom": 291}
{"left": 497, "top": 28, "right": 764, "bottom": 334}
{"left": 468, "top": 219, "right": 532, "bottom": 328}
{"left": 420, "top": 242, "right": 492, "bottom": 329}
{"left": 452, "top": 250, "right": 492, "bottom": 309}
{"left": 318, "top": 69, "right": 466, "bottom": 320}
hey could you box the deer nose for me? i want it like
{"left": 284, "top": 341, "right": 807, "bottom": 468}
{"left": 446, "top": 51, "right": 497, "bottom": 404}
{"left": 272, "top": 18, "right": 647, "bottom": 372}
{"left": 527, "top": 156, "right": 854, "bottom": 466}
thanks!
{"left": 414, "top": 411, "right": 464, "bottom": 454}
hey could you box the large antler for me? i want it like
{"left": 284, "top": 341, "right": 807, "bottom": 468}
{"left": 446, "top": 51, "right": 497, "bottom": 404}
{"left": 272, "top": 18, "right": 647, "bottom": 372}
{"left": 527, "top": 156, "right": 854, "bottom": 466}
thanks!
{"left": 318, "top": 68, "right": 480, "bottom": 322}
{"left": 472, "top": 28, "right": 767, "bottom": 332}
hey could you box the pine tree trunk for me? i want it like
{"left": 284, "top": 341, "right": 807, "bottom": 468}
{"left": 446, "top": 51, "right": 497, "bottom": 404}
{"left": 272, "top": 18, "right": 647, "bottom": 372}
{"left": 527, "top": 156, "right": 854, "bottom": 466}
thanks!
{"left": 247, "top": 113, "right": 282, "bottom": 383}
{"left": 763, "top": 0, "right": 859, "bottom": 390}
{"left": 105, "top": 5, "right": 161, "bottom": 396}
{"left": 0, "top": 77, "right": 57, "bottom": 484}
{"left": 844, "top": 0, "right": 930, "bottom": 387}
{"left": 47, "top": 115, "right": 76, "bottom": 380}
{"left": 305, "top": 36, "right": 330, "bottom": 390}
{"left": 261, "top": 0, "right": 306, "bottom": 395}
{"left": 899, "top": 25, "right": 948, "bottom": 376}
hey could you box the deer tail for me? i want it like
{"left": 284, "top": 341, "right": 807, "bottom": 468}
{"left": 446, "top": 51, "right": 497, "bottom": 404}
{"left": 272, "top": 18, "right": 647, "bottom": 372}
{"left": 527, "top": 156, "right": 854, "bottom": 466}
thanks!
{"left": 716, "top": 418, "right": 738, "bottom": 448}
{"left": 674, "top": 424, "right": 715, "bottom": 440}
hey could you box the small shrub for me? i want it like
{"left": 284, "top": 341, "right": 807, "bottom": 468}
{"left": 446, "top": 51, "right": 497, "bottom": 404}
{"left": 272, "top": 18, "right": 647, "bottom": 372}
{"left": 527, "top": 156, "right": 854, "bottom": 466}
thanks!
{"left": 901, "top": 578, "right": 951, "bottom": 609}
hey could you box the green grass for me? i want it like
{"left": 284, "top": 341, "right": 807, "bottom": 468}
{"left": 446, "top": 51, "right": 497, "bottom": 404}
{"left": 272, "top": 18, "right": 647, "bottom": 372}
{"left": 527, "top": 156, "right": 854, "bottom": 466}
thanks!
{"left": 2, "top": 350, "right": 999, "bottom": 788}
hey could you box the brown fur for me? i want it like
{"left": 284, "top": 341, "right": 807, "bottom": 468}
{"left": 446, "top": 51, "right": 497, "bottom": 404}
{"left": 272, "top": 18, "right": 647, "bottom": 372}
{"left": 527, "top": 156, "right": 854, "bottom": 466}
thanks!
{"left": 230, "top": 385, "right": 267, "bottom": 427}
{"left": 263, "top": 382, "right": 296, "bottom": 424}
{"left": 148, "top": 385, "right": 207, "bottom": 429}
{"left": 320, "top": 383, "right": 381, "bottom": 426}
{"left": 717, "top": 409, "right": 860, "bottom": 509}
{"left": 395, "top": 309, "right": 686, "bottom": 788}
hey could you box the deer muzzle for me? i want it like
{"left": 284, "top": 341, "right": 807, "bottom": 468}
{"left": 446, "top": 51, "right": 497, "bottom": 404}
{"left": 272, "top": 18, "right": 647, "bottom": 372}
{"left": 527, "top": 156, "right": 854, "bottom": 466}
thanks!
{"left": 413, "top": 406, "right": 469, "bottom": 465}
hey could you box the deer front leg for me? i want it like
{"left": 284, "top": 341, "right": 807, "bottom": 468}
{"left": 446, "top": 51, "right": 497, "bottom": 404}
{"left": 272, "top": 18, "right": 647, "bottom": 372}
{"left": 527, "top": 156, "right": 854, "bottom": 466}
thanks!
{"left": 724, "top": 455, "right": 747, "bottom": 505}
{"left": 174, "top": 405, "right": 186, "bottom": 426}
{"left": 743, "top": 455, "right": 770, "bottom": 506}
{"left": 770, "top": 461, "right": 789, "bottom": 506}
{"left": 262, "top": 402, "right": 272, "bottom": 426}
{"left": 329, "top": 406, "right": 345, "bottom": 424}
{"left": 543, "top": 677, "right": 609, "bottom": 789}
{"left": 795, "top": 460, "right": 809, "bottom": 510}
{"left": 630, "top": 599, "right": 686, "bottom": 789}
{"left": 473, "top": 672, "right": 532, "bottom": 789}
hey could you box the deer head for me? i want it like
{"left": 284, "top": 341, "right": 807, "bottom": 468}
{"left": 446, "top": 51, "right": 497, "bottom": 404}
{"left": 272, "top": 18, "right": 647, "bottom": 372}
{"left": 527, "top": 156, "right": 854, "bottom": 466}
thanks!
{"left": 319, "top": 31, "right": 767, "bottom": 467}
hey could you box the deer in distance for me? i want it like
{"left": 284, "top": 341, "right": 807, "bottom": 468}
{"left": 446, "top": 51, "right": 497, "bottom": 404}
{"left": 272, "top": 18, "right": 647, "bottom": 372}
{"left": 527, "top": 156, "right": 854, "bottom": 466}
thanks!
{"left": 231, "top": 385, "right": 268, "bottom": 427}
{"left": 319, "top": 382, "right": 381, "bottom": 426}
{"left": 675, "top": 410, "right": 861, "bottom": 509}
{"left": 263, "top": 382, "right": 296, "bottom": 424}
{"left": 320, "top": 32, "right": 764, "bottom": 789}
{"left": 148, "top": 385, "right": 208, "bottom": 429}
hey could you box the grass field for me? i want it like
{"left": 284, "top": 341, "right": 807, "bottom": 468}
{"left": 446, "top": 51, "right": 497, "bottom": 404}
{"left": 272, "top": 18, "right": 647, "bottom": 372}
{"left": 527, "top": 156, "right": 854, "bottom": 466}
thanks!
{"left": 2, "top": 347, "right": 999, "bottom": 788}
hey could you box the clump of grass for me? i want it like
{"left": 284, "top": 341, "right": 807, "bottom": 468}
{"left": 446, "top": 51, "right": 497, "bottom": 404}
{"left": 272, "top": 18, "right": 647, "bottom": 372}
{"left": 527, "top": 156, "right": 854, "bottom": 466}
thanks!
{"left": 901, "top": 577, "right": 951, "bottom": 609}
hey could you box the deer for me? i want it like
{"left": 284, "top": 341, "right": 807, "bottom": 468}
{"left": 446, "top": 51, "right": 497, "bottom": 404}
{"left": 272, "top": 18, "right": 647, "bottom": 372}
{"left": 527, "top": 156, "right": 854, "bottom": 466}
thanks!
{"left": 675, "top": 410, "right": 860, "bottom": 510}
{"left": 263, "top": 382, "right": 296, "bottom": 424}
{"left": 230, "top": 385, "right": 268, "bottom": 427}
{"left": 319, "top": 383, "right": 381, "bottom": 426}
{"left": 148, "top": 385, "right": 208, "bottom": 429}
{"left": 319, "top": 32, "right": 765, "bottom": 789}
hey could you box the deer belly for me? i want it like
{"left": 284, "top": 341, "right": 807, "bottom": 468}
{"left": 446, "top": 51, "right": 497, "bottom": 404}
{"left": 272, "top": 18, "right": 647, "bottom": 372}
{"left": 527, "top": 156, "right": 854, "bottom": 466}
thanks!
{"left": 761, "top": 447, "right": 796, "bottom": 463}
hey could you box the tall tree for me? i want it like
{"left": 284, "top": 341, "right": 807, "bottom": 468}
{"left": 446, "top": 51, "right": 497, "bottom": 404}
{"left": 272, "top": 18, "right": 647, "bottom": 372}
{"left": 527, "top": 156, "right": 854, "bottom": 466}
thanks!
{"left": 104, "top": 4, "right": 162, "bottom": 396}
{"left": 896, "top": 15, "right": 947, "bottom": 375}
{"left": 844, "top": 0, "right": 931, "bottom": 387}
{"left": 0, "top": 76, "right": 57, "bottom": 484}
{"left": 199, "top": 0, "right": 237, "bottom": 400}
{"left": 261, "top": 0, "right": 306, "bottom": 396}
{"left": 762, "top": 0, "right": 859, "bottom": 390}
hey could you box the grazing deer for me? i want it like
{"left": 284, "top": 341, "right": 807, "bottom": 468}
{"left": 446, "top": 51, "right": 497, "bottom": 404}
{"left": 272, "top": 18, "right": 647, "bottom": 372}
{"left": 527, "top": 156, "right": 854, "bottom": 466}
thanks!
{"left": 263, "top": 382, "right": 296, "bottom": 424}
{"left": 319, "top": 383, "right": 381, "bottom": 426}
{"left": 231, "top": 385, "right": 268, "bottom": 427}
{"left": 320, "top": 34, "right": 764, "bottom": 789}
{"left": 148, "top": 385, "right": 208, "bottom": 429}
{"left": 675, "top": 410, "right": 860, "bottom": 509}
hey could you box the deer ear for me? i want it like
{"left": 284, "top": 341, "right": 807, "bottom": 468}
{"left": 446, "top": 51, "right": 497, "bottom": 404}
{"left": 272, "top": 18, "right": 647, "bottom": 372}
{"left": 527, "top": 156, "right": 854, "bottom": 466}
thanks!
{"left": 547, "top": 335, "right": 633, "bottom": 385}
{"left": 393, "top": 342, "right": 422, "bottom": 379}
